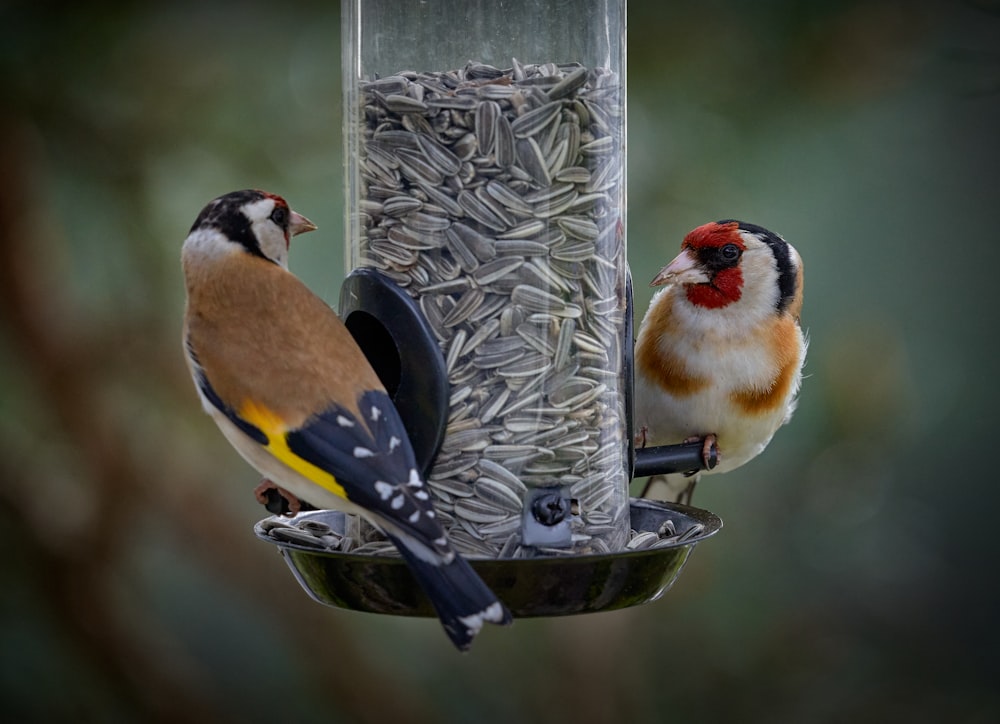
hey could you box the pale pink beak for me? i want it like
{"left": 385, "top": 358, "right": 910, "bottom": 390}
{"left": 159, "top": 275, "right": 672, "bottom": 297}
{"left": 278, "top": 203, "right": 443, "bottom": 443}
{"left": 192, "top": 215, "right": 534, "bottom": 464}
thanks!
{"left": 289, "top": 211, "right": 317, "bottom": 236}
{"left": 650, "top": 248, "right": 710, "bottom": 287}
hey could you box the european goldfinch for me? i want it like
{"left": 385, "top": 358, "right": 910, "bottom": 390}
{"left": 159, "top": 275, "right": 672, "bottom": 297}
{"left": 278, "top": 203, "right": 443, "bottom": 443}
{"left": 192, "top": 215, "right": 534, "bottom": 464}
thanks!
{"left": 634, "top": 220, "right": 806, "bottom": 504}
{"left": 181, "top": 189, "right": 511, "bottom": 650}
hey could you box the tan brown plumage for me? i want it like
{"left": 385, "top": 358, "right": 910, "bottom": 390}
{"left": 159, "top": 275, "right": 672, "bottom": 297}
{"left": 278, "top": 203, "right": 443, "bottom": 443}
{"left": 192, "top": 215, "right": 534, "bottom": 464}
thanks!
{"left": 181, "top": 189, "right": 511, "bottom": 650}
{"left": 184, "top": 250, "right": 382, "bottom": 429}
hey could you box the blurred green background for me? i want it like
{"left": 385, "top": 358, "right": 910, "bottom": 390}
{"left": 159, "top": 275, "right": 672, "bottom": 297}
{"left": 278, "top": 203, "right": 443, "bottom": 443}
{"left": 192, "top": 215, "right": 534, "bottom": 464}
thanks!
{"left": 2, "top": 1, "right": 998, "bottom": 722}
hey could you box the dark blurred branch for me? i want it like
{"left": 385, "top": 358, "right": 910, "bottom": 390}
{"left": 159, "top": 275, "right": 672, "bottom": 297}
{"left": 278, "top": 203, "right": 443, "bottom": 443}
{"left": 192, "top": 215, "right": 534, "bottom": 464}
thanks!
{"left": 0, "top": 116, "right": 432, "bottom": 724}
{"left": 0, "top": 115, "right": 236, "bottom": 724}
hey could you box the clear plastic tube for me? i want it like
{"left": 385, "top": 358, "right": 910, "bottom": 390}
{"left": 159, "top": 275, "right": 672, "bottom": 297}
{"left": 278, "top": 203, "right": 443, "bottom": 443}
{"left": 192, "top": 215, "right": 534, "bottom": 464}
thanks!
{"left": 343, "top": 0, "right": 628, "bottom": 557}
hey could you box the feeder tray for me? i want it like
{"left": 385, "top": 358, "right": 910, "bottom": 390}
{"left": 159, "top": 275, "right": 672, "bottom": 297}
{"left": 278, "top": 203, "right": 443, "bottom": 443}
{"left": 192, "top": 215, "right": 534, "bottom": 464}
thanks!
{"left": 255, "top": 498, "right": 721, "bottom": 618}
{"left": 255, "top": 269, "right": 722, "bottom": 618}
{"left": 253, "top": 268, "right": 723, "bottom": 618}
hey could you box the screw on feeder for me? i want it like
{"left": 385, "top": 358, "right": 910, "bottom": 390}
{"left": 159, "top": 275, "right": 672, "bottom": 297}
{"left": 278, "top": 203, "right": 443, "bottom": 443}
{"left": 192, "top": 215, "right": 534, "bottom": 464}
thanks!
{"left": 531, "top": 491, "right": 570, "bottom": 526}
{"left": 521, "top": 486, "right": 575, "bottom": 548}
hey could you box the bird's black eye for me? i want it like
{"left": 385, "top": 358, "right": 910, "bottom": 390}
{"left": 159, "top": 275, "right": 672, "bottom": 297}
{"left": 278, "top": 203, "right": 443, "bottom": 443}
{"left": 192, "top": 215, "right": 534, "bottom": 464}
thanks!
{"left": 270, "top": 206, "right": 288, "bottom": 228}
{"left": 720, "top": 243, "right": 741, "bottom": 262}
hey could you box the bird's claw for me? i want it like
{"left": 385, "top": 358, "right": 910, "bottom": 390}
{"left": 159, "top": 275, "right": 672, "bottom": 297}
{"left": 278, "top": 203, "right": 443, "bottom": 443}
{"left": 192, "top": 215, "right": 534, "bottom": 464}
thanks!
{"left": 254, "top": 478, "right": 313, "bottom": 516}
{"left": 700, "top": 434, "right": 720, "bottom": 470}
{"left": 682, "top": 434, "right": 719, "bottom": 471}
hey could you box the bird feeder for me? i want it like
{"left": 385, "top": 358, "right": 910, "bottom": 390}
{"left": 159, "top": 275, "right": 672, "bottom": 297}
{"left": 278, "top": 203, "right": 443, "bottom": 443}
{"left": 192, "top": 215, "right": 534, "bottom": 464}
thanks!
{"left": 257, "top": 0, "right": 722, "bottom": 618}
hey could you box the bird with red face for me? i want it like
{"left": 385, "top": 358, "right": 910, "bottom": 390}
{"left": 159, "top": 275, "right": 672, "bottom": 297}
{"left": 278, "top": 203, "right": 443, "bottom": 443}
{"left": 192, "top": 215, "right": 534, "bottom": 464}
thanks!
{"left": 633, "top": 220, "right": 806, "bottom": 504}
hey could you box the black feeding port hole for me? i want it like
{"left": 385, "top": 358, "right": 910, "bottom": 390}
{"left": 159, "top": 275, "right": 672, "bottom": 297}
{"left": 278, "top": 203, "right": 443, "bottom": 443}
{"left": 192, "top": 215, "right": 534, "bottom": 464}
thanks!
{"left": 344, "top": 310, "right": 401, "bottom": 398}
{"left": 338, "top": 268, "right": 449, "bottom": 476}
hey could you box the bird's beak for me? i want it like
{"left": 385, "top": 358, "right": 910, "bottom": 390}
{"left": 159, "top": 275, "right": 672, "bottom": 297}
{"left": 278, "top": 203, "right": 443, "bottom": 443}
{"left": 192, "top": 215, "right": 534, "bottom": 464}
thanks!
{"left": 650, "top": 248, "right": 710, "bottom": 287}
{"left": 289, "top": 211, "right": 318, "bottom": 237}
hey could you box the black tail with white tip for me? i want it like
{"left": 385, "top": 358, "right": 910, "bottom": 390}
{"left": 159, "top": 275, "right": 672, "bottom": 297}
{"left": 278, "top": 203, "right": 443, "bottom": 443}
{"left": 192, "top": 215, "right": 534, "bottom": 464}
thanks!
{"left": 388, "top": 534, "right": 512, "bottom": 651}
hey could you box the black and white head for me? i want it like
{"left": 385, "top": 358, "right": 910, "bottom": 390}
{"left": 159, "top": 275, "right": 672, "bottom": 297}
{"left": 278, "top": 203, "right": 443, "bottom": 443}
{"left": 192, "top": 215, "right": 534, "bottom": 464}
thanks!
{"left": 183, "top": 189, "right": 316, "bottom": 270}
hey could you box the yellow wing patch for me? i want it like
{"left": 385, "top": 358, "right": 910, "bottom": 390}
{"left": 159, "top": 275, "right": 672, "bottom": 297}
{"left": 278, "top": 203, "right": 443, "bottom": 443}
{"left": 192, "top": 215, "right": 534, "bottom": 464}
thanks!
{"left": 238, "top": 399, "right": 348, "bottom": 500}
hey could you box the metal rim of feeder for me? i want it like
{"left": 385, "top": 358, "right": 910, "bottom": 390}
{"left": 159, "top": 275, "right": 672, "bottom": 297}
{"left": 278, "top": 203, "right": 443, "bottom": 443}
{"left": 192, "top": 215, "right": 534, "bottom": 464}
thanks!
{"left": 256, "top": 498, "right": 722, "bottom": 618}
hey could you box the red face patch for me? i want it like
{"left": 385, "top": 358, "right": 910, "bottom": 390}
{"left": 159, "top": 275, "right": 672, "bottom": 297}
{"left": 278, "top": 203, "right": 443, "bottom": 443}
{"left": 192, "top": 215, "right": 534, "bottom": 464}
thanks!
{"left": 682, "top": 221, "right": 745, "bottom": 252}
{"left": 682, "top": 222, "right": 745, "bottom": 308}
{"left": 686, "top": 267, "right": 743, "bottom": 308}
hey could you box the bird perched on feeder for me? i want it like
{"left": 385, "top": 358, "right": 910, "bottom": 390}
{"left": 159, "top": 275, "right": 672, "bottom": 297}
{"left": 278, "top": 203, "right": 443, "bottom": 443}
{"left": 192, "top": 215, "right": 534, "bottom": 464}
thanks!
{"left": 181, "top": 189, "right": 511, "bottom": 650}
{"left": 633, "top": 220, "right": 806, "bottom": 504}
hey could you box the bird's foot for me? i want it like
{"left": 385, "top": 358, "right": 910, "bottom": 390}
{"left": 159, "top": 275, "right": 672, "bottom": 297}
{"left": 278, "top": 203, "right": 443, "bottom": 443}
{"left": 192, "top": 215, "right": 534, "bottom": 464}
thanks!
{"left": 254, "top": 478, "right": 313, "bottom": 516}
{"left": 683, "top": 434, "right": 720, "bottom": 471}
{"left": 634, "top": 425, "right": 650, "bottom": 449}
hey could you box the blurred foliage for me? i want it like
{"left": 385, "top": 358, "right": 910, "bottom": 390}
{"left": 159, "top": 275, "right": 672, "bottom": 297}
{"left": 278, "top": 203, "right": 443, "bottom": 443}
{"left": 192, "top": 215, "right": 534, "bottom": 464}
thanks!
{"left": 1, "top": 0, "right": 998, "bottom": 722}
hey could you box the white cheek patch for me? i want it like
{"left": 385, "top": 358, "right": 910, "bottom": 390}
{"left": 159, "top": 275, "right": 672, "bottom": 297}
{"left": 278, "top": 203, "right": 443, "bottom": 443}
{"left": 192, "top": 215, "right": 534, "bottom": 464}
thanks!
{"left": 243, "top": 197, "right": 290, "bottom": 268}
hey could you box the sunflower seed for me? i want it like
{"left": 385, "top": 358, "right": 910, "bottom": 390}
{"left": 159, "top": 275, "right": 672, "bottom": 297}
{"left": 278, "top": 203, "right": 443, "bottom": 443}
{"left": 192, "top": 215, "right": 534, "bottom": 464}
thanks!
{"left": 447, "top": 222, "right": 496, "bottom": 262}
{"left": 455, "top": 497, "right": 511, "bottom": 524}
{"left": 370, "top": 240, "right": 417, "bottom": 267}
{"left": 426, "top": 95, "right": 479, "bottom": 111}
{"left": 446, "top": 329, "right": 468, "bottom": 372}
{"left": 457, "top": 190, "right": 509, "bottom": 231}
{"left": 478, "top": 386, "right": 511, "bottom": 424}
{"left": 440, "top": 427, "right": 493, "bottom": 453}
{"left": 485, "top": 179, "right": 534, "bottom": 214}
{"left": 678, "top": 523, "right": 707, "bottom": 542}
{"left": 475, "top": 100, "right": 500, "bottom": 155}
{"left": 516, "top": 321, "right": 557, "bottom": 356}
{"left": 460, "top": 317, "right": 500, "bottom": 355}
{"left": 473, "top": 478, "right": 524, "bottom": 512}
{"left": 383, "top": 94, "right": 429, "bottom": 114}
{"left": 472, "top": 256, "right": 524, "bottom": 286}
{"left": 430, "top": 454, "right": 479, "bottom": 480}
{"left": 498, "top": 219, "right": 547, "bottom": 240}
{"left": 416, "top": 181, "right": 465, "bottom": 217}
{"left": 416, "top": 133, "right": 462, "bottom": 176}
{"left": 403, "top": 211, "right": 451, "bottom": 233}
{"left": 451, "top": 132, "right": 478, "bottom": 161}
{"left": 495, "top": 239, "right": 548, "bottom": 256}
{"left": 511, "top": 100, "right": 562, "bottom": 138}
{"left": 495, "top": 114, "right": 516, "bottom": 167}
{"left": 419, "top": 278, "right": 470, "bottom": 295}
{"left": 441, "top": 287, "right": 485, "bottom": 327}
{"left": 268, "top": 526, "right": 327, "bottom": 549}
{"left": 509, "top": 284, "right": 564, "bottom": 312}
{"left": 546, "top": 66, "right": 588, "bottom": 100}
{"left": 551, "top": 380, "right": 607, "bottom": 410}
{"left": 387, "top": 225, "right": 442, "bottom": 251}
{"left": 479, "top": 517, "right": 522, "bottom": 538}
{"left": 474, "top": 185, "right": 518, "bottom": 227}
{"left": 383, "top": 196, "right": 424, "bottom": 217}
{"left": 554, "top": 166, "right": 592, "bottom": 184}
{"left": 550, "top": 241, "right": 595, "bottom": 263}
{"left": 468, "top": 293, "right": 509, "bottom": 322}
{"left": 580, "top": 136, "right": 615, "bottom": 156}
{"left": 444, "top": 229, "right": 480, "bottom": 273}
{"left": 532, "top": 190, "right": 579, "bottom": 219}
{"left": 514, "top": 137, "right": 552, "bottom": 186}
{"left": 363, "top": 76, "right": 409, "bottom": 95}
{"left": 395, "top": 148, "right": 444, "bottom": 186}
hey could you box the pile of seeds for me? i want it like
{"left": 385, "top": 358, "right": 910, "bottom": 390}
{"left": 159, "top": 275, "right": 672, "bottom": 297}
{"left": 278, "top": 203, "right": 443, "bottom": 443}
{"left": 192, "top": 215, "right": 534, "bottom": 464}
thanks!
{"left": 348, "top": 60, "right": 628, "bottom": 557}
{"left": 260, "top": 514, "right": 708, "bottom": 554}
